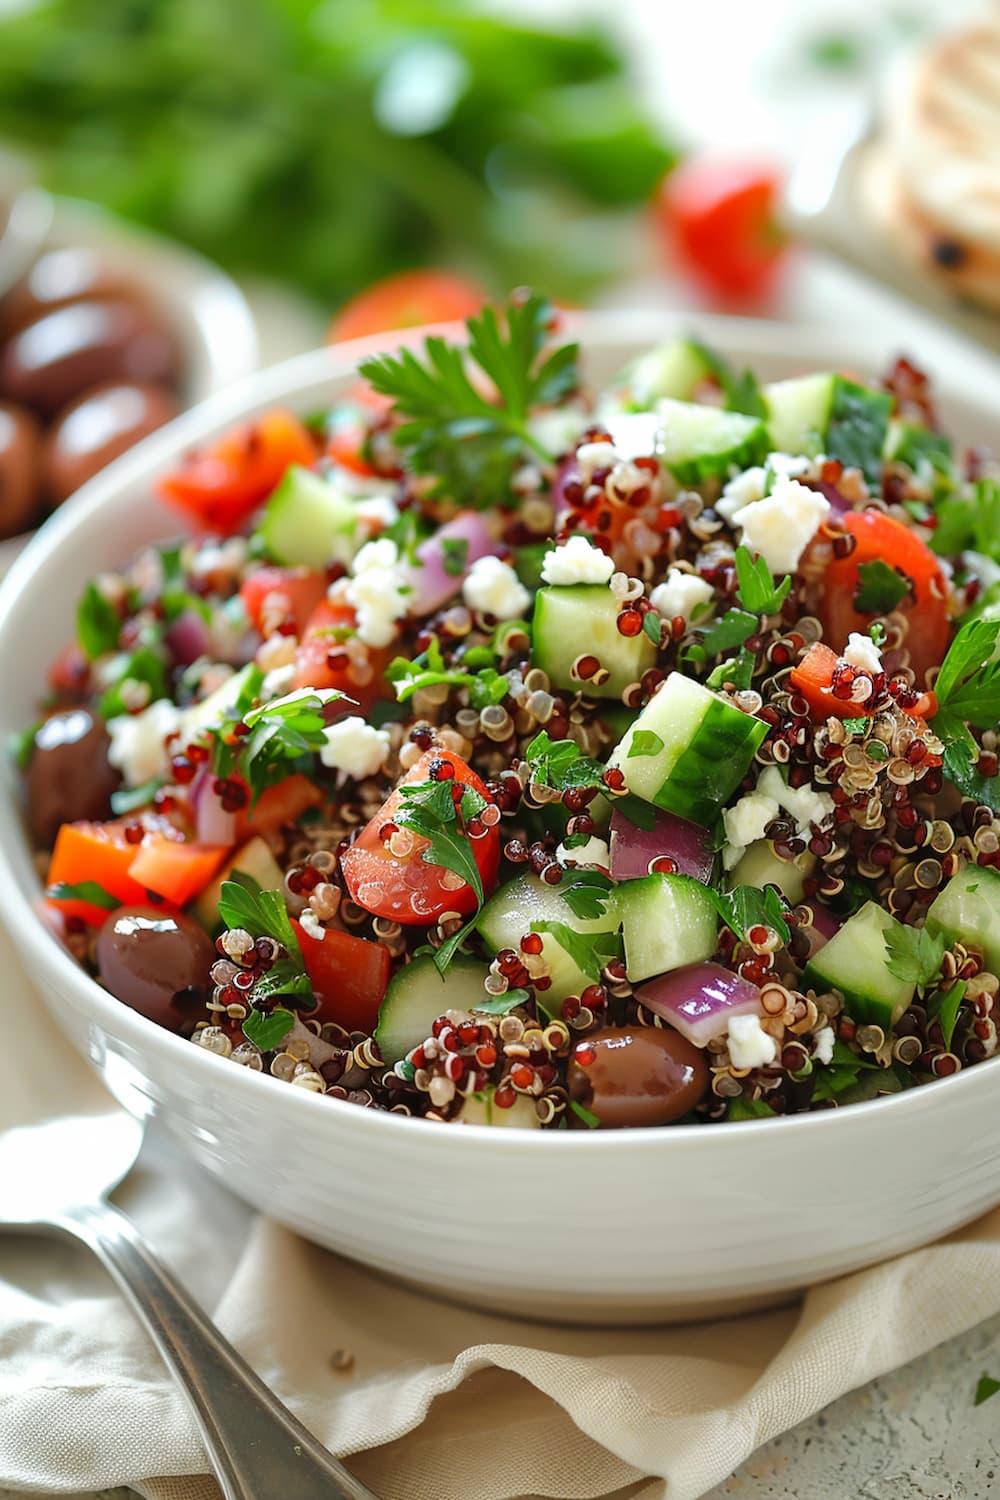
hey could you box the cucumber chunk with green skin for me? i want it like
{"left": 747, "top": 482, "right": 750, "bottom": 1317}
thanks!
{"left": 764, "top": 374, "right": 891, "bottom": 486}
{"left": 802, "top": 902, "right": 915, "bottom": 1028}
{"left": 728, "top": 840, "right": 815, "bottom": 905}
{"left": 614, "top": 872, "right": 718, "bottom": 983}
{"left": 884, "top": 419, "right": 954, "bottom": 480}
{"left": 608, "top": 672, "right": 768, "bottom": 827}
{"left": 455, "top": 1088, "right": 540, "bottom": 1129}
{"left": 604, "top": 338, "right": 715, "bottom": 412}
{"left": 261, "top": 465, "right": 362, "bottom": 570}
{"left": 375, "top": 954, "right": 489, "bottom": 1066}
{"left": 925, "top": 864, "right": 1000, "bottom": 973}
{"left": 478, "top": 871, "right": 620, "bottom": 1005}
{"left": 656, "top": 398, "right": 770, "bottom": 485}
{"left": 532, "top": 585, "right": 657, "bottom": 700}
{"left": 192, "top": 836, "right": 285, "bottom": 932}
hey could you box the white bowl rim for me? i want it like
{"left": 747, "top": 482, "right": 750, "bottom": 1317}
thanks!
{"left": 0, "top": 307, "right": 994, "bottom": 1153}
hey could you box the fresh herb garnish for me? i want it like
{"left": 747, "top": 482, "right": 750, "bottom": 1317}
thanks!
{"left": 626, "top": 729, "right": 664, "bottom": 759}
{"left": 842, "top": 717, "right": 868, "bottom": 735}
{"left": 522, "top": 729, "right": 605, "bottom": 791}
{"left": 556, "top": 868, "right": 614, "bottom": 921}
{"left": 396, "top": 777, "right": 487, "bottom": 905}
{"left": 705, "top": 648, "right": 756, "bottom": 692}
{"left": 470, "top": 987, "right": 532, "bottom": 1016}
{"left": 975, "top": 1373, "right": 1000, "bottom": 1407}
{"left": 612, "top": 793, "right": 657, "bottom": 831}
{"left": 926, "top": 979, "right": 965, "bottom": 1050}
{"left": 9, "top": 722, "right": 40, "bottom": 770}
{"left": 932, "top": 479, "right": 1000, "bottom": 561}
{"left": 689, "top": 341, "right": 767, "bottom": 418}
{"left": 210, "top": 686, "right": 351, "bottom": 801}
{"left": 882, "top": 924, "right": 945, "bottom": 987}
{"left": 569, "top": 1098, "right": 601, "bottom": 1128}
{"left": 46, "top": 879, "right": 118, "bottom": 911}
{"left": 98, "top": 644, "right": 169, "bottom": 720}
{"left": 386, "top": 635, "right": 508, "bottom": 708}
{"left": 642, "top": 611, "right": 662, "bottom": 646}
{"left": 734, "top": 547, "right": 792, "bottom": 617}
{"left": 727, "top": 1095, "right": 774, "bottom": 1120}
{"left": 441, "top": 536, "right": 469, "bottom": 577}
{"left": 707, "top": 884, "right": 790, "bottom": 946}
{"left": 530, "top": 919, "right": 621, "bottom": 982}
{"left": 696, "top": 608, "right": 758, "bottom": 657}
{"left": 360, "top": 293, "right": 579, "bottom": 507}
{"left": 217, "top": 879, "right": 301, "bottom": 955}
{"left": 431, "top": 912, "right": 481, "bottom": 975}
{"left": 77, "top": 580, "right": 120, "bottom": 660}
{"left": 931, "top": 616, "right": 1000, "bottom": 807}
{"left": 242, "top": 1007, "right": 295, "bottom": 1052}
{"left": 853, "top": 560, "right": 910, "bottom": 614}
{"left": 110, "top": 778, "right": 164, "bottom": 815}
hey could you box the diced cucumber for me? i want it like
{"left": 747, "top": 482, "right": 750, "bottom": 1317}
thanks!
{"left": 532, "top": 585, "right": 656, "bottom": 700}
{"left": 184, "top": 662, "right": 259, "bottom": 737}
{"left": 614, "top": 872, "right": 718, "bottom": 983}
{"left": 728, "top": 839, "right": 815, "bottom": 905}
{"left": 375, "top": 954, "right": 489, "bottom": 1066}
{"left": 260, "top": 465, "right": 361, "bottom": 570}
{"left": 656, "top": 398, "right": 769, "bottom": 484}
{"left": 608, "top": 672, "right": 767, "bottom": 827}
{"left": 605, "top": 338, "right": 716, "bottom": 412}
{"left": 802, "top": 902, "right": 915, "bottom": 1028}
{"left": 925, "top": 863, "right": 1000, "bottom": 973}
{"left": 884, "top": 419, "right": 954, "bottom": 480}
{"left": 478, "top": 871, "right": 620, "bottom": 1005}
{"left": 453, "top": 1088, "right": 540, "bottom": 1129}
{"left": 764, "top": 373, "right": 891, "bottom": 486}
{"left": 192, "top": 836, "right": 285, "bottom": 931}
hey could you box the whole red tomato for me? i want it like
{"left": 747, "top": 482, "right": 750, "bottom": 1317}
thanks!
{"left": 328, "top": 269, "right": 486, "bottom": 344}
{"left": 654, "top": 158, "right": 789, "bottom": 306}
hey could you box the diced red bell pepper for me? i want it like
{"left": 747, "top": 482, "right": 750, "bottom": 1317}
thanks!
{"left": 47, "top": 821, "right": 150, "bottom": 910}
{"left": 128, "top": 836, "right": 230, "bottom": 907}
{"left": 240, "top": 567, "right": 328, "bottom": 637}
{"left": 158, "top": 409, "right": 317, "bottom": 533}
{"left": 292, "top": 919, "right": 391, "bottom": 1034}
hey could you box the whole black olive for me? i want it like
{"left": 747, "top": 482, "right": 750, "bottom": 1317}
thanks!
{"left": 26, "top": 708, "right": 120, "bottom": 846}
{"left": 96, "top": 906, "right": 216, "bottom": 1030}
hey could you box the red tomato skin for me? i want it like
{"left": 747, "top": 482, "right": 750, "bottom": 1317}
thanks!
{"left": 158, "top": 409, "right": 316, "bottom": 533}
{"left": 655, "top": 158, "right": 788, "bottom": 306}
{"left": 328, "top": 270, "right": 486, "bottom": 344}
{"left": 341, "top": 749, "right": 500, "bottom": 926}
{"left": 817, "top": 511, "right": 950, "bottom": 686}
{"left": 788, "top": 643, "right": 858, "bottom": 721}
{"left": 293, "top": 597, "right": 391, "bottom": 715}
{"left": 240, "top": 567, "right": 327, "bottom": 636}
{"left": 292, "top": 919, "right": 390, "bottom": 1034}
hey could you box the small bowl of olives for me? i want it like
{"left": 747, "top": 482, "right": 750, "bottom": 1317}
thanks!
{"left": 0, "top": 195, "right": 258, "bottom": 567}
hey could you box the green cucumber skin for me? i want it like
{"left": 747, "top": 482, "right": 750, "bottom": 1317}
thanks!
{"left": 656, "top": 398, "right": 770, "bottom": 485}
{"left": 532, "top": 585, "right": 656, "bottom": 700}
{"left": 375, "top": 955, "right": 488, "bottom": 1066}
{"left": 802, "top": 901, "right": 915, "bottom": 1029}
{"left": 650, "top": 701, "right": 767, "bottom": 825}
{"left": 261, "top": 465, "right": 359, "bottom": 570}
{"left": 926, "top": 864, "right": 1000, "bottom": 974}
{"left": 615, "top": 872, "right": 718, "bottom": 983}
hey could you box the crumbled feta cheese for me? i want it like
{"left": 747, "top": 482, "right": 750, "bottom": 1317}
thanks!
{"left": 528, "top": 405, "right": 587, "bottom": 457}
{"left": 603, "top": 411, "right": 658, "bottom": 461}
{"left": 814, "top": 1027, "right": 835, "bottom": 1065}
{"left": 649, "top": 568, "right": 715, "bottom": 624}
{"left": 298, "top": 908, "right": 325, "bottom": 942}
{"left": 354, "top": 494, "right": 399, "bottom": 530}
{"left": 717, "top": 465, "right": 767, "bottom": 523}
{"left": 556, "top": 834, "right": 611, "bottom": 868}
{"left": 345, "top": 537, "right": 409, "bottom": 647}
{"left": 843, "top": 631, "right": 883, "bottom": 675}
{"left": 731, "top": 475, "right": 831, "bottom": 575}
{"left": 260, "top": 663, "right": 296, "bottom": 700}
{"left": 106, "top": 698, "right": 182, "bottom": 787}
{"left": 727, "top": 1013, "right": 778, "bottom": 1071}
{"left": 757, "top": 765, "right": 835, "bottom": 835}
{"left": 462, "top": 555, "right": 531, "bottom": 620}
{"left": 575, "top": 440, "right": 618, "bottom": 480}
{"left": 319, "top": 716, "right": 390, "bottom": 780}
{"left": 722, "top": 791, "right": 781, "bottom": 870}
{"left": 540, "top": 535, "right": 615, "bottom": 587}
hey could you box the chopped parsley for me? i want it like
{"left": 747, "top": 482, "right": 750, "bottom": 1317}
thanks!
{"left": 76, "top": 580, "right": 120, "bottom": 660}
{"left": 975, "top": 1373, "right": 1000, "bottom": 1407}
{"left": 853, "top": 560, "right": 910, "bottom": 614}
{"left": 243, "top": 1007, "right": 296, "bottom": 1052}
{"left": 522, "top": 729, "right": 605, "bottom": 792}
{"left": 441, "top": 536, "right": 469, "bottom": 577}
{"left": 470, "top": 987, "right": 532, "bottom": 1016}
{"left": 530, "top": 919, "right": 621, "bottom": 982}
{"left": 396, "top": 776, "right": 488, "bottom": 906}
{"left": 705, "top": 648, "right": 756, "bottom": 692}
{"left": 931, "top": 617, "right": 1000, "bottom": 808}
{"left": 216, "top": 879, "right": 314, "bottom": 1013}
{"left": 626, "top": 729, "right": 664, "bottom": 759}
{"left": 734, "top": 547, "right": 791, "bottom": 617}
{"left": 386, "top": 635, "right": 508, "bottom": 707}
{"left": 569, "top": 1098, "right": 601, "bottom": 1128}
{"left": 926, "top": 979, "right": 965, "bottom": 1051}
{"left": 210, "top": 685, "right": 350, "bottom": 801}
{"left": 707, "top": 884, "right": 790, "bottom": 946}
{"left": 882, "top": 924, "right": 945, "bottom": 987}
{"left": 46, "top": 879, "right": 119, "bottom": 911}
{"left": 556, "top": 868, "right": 614, "bottom": 921}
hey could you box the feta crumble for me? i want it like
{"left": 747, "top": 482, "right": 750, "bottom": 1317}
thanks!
{"left": 717, "top": 453, "right": 817, "bottom": 525}
{"left": 319, "top": 716, "right": 390, "bottom": 780}
{"left": 843, "top": 632, "right": 883, "bottom": 675}
{"left": 462, "top": 555, "right": 530, "bottom": 620}
{"left": 106, "top": 698, "right": 182, "bottom": 787}
{"left": 722, "top": 790, "right": 781, "bottom": 870}
{"left": 555, "top": 834, "right": 611, "bottom": 868}
{"left": 298, "top": 908, "right": 326, "bottom": 942}
{"left": 757, "top": 765, "right": 835, "bottom": 835}
{"left": 649, "top": 568, "right": 715, "bottom": 625}
{"left": 814, "top": 1027, "right": 835, "bottom": 1065}
{"left": 731, "top": 475, "right": 830, "bottom": 575}
{"left": 345, "top": 537, "right": 409, "bottom": 647}
{"left": 540, "top": 535, "right": 615, "bottom": 587}
{"left": 727, "top": 1013, "right": 778, "bottom": 1071}
{"left": 260, "top": 663, "right": 296, "bottom": 700}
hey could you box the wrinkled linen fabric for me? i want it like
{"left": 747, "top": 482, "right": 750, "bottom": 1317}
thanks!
{"left": 2, "top": 927, "right": 999, "bottom": 1500}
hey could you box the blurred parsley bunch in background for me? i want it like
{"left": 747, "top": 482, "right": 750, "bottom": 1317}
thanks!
{"left": 0, "top": 0, "right": 674, "bottom": 304}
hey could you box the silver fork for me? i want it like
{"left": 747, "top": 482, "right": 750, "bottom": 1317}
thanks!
{"left": 0, "top": 1108, "right": 379, "bottom": 1500}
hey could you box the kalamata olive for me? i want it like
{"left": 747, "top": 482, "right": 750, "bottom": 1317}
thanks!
{"left": 43, "top": 381, "right": 179, "bottom": 505}
{"left": 0, "top": 247, "right": 152, "bottom": 336}
{"left": 26, "top": 708, "right": 120, "bottom": 846}
{"left": 97, "top": 906, "right": 216, "bottom": 1030}
{"left": 0, "top": 300, "right": 179, "bottom": 417}
{"left": 0, "top": 400, "right": 41, "bottom": 538}
{"left": 566, "top": 1025, "right": 709, "bottom": 1128}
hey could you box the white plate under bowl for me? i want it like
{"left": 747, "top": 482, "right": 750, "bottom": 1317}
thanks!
{"left": 0, "top": 195, "right": 259, "bottom": 575}
{"left": 0, "top": 311, "right": 996, "bottom": 1325}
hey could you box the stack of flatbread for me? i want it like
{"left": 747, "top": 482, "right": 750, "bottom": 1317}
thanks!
{"left": 863, "top": 16, "right": 1000, "bottom": 312}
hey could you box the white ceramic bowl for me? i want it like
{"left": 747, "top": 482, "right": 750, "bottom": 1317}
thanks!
{"left": 0, "top": 195, "right": 259, "bottom": 574}
{"left": 0, "top": 311, "right": 997, "bottom": 1326}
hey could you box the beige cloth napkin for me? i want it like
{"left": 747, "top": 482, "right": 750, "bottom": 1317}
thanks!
{"left": 3, "top": 921, "right": 1000, "bottom": 1500}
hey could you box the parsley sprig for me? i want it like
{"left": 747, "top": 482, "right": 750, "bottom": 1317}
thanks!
{"left": 208, "top": 685, "right": 352, "bottom": 801}
{"left": 396, "top": 776, "right": 488, "bottom": 906}
{"left": 216, "top": 878, "right": 315, "bottom": 1044}
{"left": 931, "top": 616, "right": 1000, "bottom": 808}
{"left": 708, "top": 884, "right": 791, "bottom": 946}
{"left": 854, "top": 560, "right": 910, "bottom": 614}
{"left": 359, "top": 293, "right": 579, "bottom": 506}
{"left": 386, "top": 635, "right": 509, "bottom": 708}
{"left": 882, "top": 924, "right": 945, "bottom": 987}
{"left": 734, "top": 547, "right": 791, "bottom": 617}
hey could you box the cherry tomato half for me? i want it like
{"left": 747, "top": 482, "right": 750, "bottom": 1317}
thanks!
{"left": 654, "top": 158, "right": 789, "bottom": 306}
{"left": 292, "top": 919, "right": 390, "bottom": 1035}
{"left": 292, "top": 597, "right": 392, "bottom": 716}
{"left": 340, "top": 748, "right": 500, "bottom": 926}
{"left": 817, "top": 511, "right": 950, "bottom": 687}
{"left": 328, "top": 269, "right": 486, "bottom": 344}
{"left": 240, "top": 566, "right": 328, "bottom": 637}
{"left": 158, "top": 409, "right": 317, "bottom": 533}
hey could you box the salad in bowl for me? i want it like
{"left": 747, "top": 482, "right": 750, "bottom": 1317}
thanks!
{"left": 21, "top": 294, "right": 1000, "bottom": 1134}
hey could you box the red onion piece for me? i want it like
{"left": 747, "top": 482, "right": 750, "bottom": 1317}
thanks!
{"left": 191, "top": 768, "right": 237, "bottom": 847}
{"left": 809, "top": 479, "right": 851, "bottom": 515}
{"left": 165, "top": 607, "right": 210, "bottom": 666}
{"left": 553, "top": 456, "right": 581, "bottom": 525}
{"left": 400, "top": 511, "right": 498, "bottom": 616}
{"left": 609, "top": 807, "right": 715, "bottom": 884}
{"left": 799, "top": 901, "right": 840, "bottom": 961}
{"left": 636, "top": 962, "right": 762, "bottom": 1048}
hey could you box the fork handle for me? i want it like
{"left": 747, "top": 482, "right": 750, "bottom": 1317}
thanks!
{"left": 54, "top": 1200, "right": 378, "bottom": 1500}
